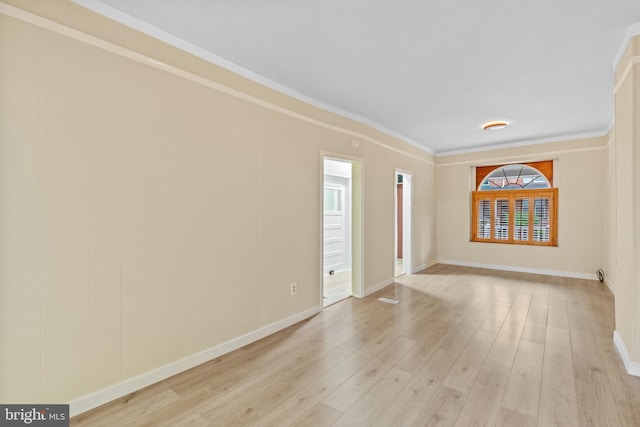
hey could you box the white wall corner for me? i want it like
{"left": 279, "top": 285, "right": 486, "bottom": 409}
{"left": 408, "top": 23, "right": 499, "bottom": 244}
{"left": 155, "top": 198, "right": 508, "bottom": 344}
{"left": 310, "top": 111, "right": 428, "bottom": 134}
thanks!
{"left": 68, "top": 304, "right": 322, "bottom": 417}
{"left": 613, "top": 331, "right": 640, "bottom": 377}
{"left": 364, "top": 278, "right": 395, "bottom": 297}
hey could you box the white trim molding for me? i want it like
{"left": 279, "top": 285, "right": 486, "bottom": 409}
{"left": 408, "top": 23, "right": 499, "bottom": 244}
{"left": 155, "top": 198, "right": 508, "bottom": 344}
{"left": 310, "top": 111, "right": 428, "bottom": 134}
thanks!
{"left": 68, "top": 305, "right": 321, "bottom": 416}
{"left": 362, "top": 261, "right": 436, "bottom": 297}
{"left": 412, "top": 260, "right": 437, "bottom": 274}
{"left": 613, "top": 331, "right": 640, "bottom": 377}
{"left": 605, "top": 279, "right": 616, "bottom": 296}
{"left": 614, "top": 55, "right": 640, "bottom": 94}
{"left": 436, "top": 136, "right": 608, "bottom": 167}
{"left": 71, "top": 0, "right": 433, "bottom": 156}
{"left": 0, "top": 2, "right": 433, "bottom": 164}
{"left": 435, "top": 130, "right": 609, "bottom": 158}
{"left": 412, "top": 263, "right": 429, "bottom": 274}
{"left": 365, "top": 278, "right": 395, "bottom": 297}
{"left": 612, "top": 22, "right": 640, "bottom": 71}
{"left": 437, "top": 259, "right": 598, "bottom": 281}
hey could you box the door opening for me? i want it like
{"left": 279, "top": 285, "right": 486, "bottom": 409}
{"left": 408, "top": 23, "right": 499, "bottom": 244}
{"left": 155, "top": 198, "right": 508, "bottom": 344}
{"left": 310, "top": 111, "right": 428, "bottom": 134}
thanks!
{"left": 323, "top": 158, "right": 352, "bottom": 307}
{"left": 395, "top": 171, "right": 412, "bottom": 277}
{"left": 322, "top": 156, "right": 362, "bottom": 307}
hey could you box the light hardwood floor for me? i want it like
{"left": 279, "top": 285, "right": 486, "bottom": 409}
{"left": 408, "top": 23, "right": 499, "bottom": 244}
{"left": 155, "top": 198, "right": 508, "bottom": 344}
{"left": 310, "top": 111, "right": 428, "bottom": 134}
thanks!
{"left": 71, "top": 264, "right": 640, "bottom": 426}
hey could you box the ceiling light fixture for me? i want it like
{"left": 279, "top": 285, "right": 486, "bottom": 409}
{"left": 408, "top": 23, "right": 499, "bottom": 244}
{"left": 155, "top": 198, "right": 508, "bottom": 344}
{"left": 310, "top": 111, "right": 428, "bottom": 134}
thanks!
{"left": 482, "top": 121, "right": 508, "bottom": 130}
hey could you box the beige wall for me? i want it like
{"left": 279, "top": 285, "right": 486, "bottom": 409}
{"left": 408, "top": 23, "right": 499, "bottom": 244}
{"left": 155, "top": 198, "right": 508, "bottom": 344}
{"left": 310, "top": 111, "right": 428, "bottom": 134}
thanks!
{"left": 0, "top": 2, "right": 436, "bottom": 406}
{"left": 605, "top": 130, "right": 617, "bottom": 294}
{"left": 610, "top": 35, "right": 640, "bottom": 366}
{"left": 436, "top": 137, "right": 606, "bottom": 277}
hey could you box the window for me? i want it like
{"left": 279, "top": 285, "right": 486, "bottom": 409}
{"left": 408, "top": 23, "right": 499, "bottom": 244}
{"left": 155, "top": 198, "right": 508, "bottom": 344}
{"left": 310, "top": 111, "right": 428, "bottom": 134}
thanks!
{"left": 471, "top": 161, "right": 557, "bottom": 246}
{"left": 324, "top": 187, "right": 342, "bottom": 211}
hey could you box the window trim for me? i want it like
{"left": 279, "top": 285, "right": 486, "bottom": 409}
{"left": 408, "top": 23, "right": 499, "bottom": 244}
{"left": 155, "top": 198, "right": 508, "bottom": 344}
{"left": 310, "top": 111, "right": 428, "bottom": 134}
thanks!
{"left": 475, "top": 160, "right": 553, "bottom": 190}
{"left": 471, "top": 188, "right": 558, "bottom": 246}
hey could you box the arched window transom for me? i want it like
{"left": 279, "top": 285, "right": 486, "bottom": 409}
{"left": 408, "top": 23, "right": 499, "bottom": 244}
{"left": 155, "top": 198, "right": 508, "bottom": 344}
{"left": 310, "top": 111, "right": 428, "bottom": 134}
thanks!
{"left": 479, "top": 164, "right": 551, "bottom": 191}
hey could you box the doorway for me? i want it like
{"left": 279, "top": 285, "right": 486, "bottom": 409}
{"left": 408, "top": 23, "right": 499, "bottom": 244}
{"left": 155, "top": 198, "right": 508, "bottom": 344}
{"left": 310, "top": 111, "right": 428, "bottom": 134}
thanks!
{"left": 395, "top": 171, "right": 412, "bottom": 277}
{"left": 322, "top": 156, "right": 363, "bottom": 307}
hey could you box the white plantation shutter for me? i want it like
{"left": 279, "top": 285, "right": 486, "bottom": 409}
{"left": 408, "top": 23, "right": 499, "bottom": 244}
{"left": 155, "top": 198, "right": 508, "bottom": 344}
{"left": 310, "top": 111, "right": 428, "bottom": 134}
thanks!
{"left": 471, "top": 189, "right": 557, "bottom": 246}
{"left": 494, "top": 199, "right": 509, "bottom": 240}
{"left": 533, "top": 196, "right": 551, "bottom": 243}
{"left": 514, "top": 197, "right": 529, "bottom": 242}
{"left": 476, "top": 199, "right": 491, "bottom": 240}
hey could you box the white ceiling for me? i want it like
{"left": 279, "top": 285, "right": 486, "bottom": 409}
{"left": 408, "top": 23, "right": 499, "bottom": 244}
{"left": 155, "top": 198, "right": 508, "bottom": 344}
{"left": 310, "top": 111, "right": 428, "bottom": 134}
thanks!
{"left": 74, "top": 0, "right": 640, "bottom": 155}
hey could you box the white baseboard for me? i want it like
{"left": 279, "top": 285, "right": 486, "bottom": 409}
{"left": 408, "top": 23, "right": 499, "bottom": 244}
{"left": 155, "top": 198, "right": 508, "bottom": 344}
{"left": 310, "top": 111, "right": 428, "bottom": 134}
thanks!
{"left": 69, "top": 305, "right": 322, "bottom": 417}
{"left": 365, "top": 278, "right": 394, "bottom": 297}
{"left": 436, "top": 259, "right": 598, "bottom": 280}
{"left": 613, "top": 331, "right": 640, "bottom": 377}
{"left": 362, "top": 260, "right": 436, "bottom": 298}
{"left": 604, "top": 279, "right": 616, "bottom": 295}
{"left": 413, "top": 259, "right": 438, "bottom": 273}
{"left": 411, "top": 264, "right": 428, "bottom": 274}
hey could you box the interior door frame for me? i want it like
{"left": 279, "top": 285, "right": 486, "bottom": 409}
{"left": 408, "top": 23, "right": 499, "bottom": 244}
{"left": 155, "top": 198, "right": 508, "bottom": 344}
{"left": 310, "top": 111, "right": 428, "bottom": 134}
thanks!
{"left": 320, "top": 152, "right": 364, "bottom": 304}
{"left": 395, "top": 168, "right": 413, "bottom": 276}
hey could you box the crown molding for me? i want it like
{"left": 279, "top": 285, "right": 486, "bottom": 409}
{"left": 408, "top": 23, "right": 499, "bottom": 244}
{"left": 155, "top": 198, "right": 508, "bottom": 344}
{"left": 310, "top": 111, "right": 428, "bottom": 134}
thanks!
{"left": 8, "top": 1, "right": 628, "bottom": 162}
{"left": 435, "top": 129, "right": 609, "bottom": 159}
{"left": 70, "top": 0, "right": 433, "bottom": 157}
{"left": 614, "top": 55, "right": 640, "bottom": 94}
{"left": 612, "top": 21, "right": 640, "bottom": 71}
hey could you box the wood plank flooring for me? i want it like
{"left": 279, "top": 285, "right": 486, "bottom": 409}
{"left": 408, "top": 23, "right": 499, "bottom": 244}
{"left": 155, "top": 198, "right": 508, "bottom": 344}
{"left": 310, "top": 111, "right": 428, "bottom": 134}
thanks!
{"left": 71, "top": 264, "right": 640, "bottom": 426}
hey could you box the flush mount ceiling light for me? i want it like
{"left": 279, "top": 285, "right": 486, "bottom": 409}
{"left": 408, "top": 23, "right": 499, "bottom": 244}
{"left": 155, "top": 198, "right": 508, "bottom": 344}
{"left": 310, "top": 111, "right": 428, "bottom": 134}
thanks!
{"left": 482, "top": 121, "right": 508, "bottom": 130}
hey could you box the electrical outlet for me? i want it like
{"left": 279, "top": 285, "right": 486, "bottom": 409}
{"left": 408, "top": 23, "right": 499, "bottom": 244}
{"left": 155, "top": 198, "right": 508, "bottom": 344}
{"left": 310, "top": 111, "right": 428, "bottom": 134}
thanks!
{"left": 290, "top": 282, "right": 297, "bottom": 296}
